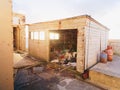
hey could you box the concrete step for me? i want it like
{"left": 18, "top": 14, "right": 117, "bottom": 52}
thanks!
{"left": 89, "top": 55, "right": 120, "bottom": 90}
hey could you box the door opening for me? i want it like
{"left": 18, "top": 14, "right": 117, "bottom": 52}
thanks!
{"left": 49, "top": 29, "right": 77, "bottom": 67}
{"left": 13, "top": 27, "right": 20, "bottom": 51}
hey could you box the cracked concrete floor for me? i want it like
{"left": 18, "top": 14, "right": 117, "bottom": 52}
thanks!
{"left": 14, "top": 69, "right": 103, "bottom": 90}
{"left": 14, "top": 53, "right": 104, "bottom": 90}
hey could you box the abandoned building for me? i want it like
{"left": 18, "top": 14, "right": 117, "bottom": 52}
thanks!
{"left": 0, "top": 0, "right": 14, "bottom": 89}
{"left": 13, "top": 12, "right": 26, "bottom": 51}
{"left": 29, "top": 15, "right": 109, "bottom": 73}
{"left": 2, "top": 0, "right": 120, "bottom": 90}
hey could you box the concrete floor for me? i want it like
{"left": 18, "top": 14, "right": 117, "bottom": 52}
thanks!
{"left": 14, "top": 53, "right": 104, "bottom": 90}
{"left": 90, "top": 55, "right": 120, "bottom": 78}
{"left": 14, "top": 69, "right": 102, "bottom": 90}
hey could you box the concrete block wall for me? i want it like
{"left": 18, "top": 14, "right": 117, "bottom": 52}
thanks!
{"left": 13, "top": 12, "right": 25, "bottom": 25}
{"left": 13, "top": 13, "right": 26, "bottom": 51}
{"left": 29, "top": 15, "right": 109, "bottom": 73}
{"left": 84, "top": 19, "right": 109, "bottom": 69}
{"left": 76, "top": 28, "right": 85, "bottom": 72}
{"left": 90, "top": 70, "right": 120, "bottom": 90}
{"left": 0, "top": 0, "right": 13, "bottom": 90}
{"left": 19, "top": 25, "right": 26, "bottom": 51}
{"left": 29, "top": 16, "right": 87, "bottom": 72}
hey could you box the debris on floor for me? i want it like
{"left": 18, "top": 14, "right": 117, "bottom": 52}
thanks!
{"left": 32, "top": 66, "right": 44, "bottom": 73}
{"left": 51, "top": 59, "right": 59, "bottom": 63}
{"left": 50, "top": 49, "right": 77, "bottom": 65}
{"left": 14, "top": 52, "right": 106, "bottom": 90}
{"left": 14, "top": 68, "right": 104, "bottom": 90}
{"left": 14, "top": 57, "right": 40, "bottom": 69}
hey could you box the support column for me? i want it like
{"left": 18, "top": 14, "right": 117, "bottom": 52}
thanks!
{"left": 76, "top": 28, "right": 85, "bottom": 73}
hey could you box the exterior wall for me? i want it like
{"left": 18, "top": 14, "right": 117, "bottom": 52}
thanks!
{"left": 29, "top": 21, "right": 59, "bottom": 61}
{"left": 13, "top": 13, "right": 25, "bottom": 25}
{"left": 13, "top": 13, "right": 26, "bottom": 51}
{"left": 76, "top": 28, "right": 85, "bottom": 73}
{"left": 29, "top": 16, "right": 87, "bottom": 72}
{"left": 109, "top": 39, "right": 120, "bottom": 56}
{"left": 29, "top": 29, "right": 49, "bottom": 61}
{"left": 19, "top": 25, "right": 26, "bottom": 51}
{"left": 0, "top": 0, "right": 13, "bottom": 90}
{"left": 90, "top": 70, "right": 120, "bottom": 90}
{"left": 85, "top": 18, "right": 109, "bottom": 69}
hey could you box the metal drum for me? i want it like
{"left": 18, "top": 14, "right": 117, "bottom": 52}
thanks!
{"left": 100, "top": 52, "right": 107, "bottom": 63}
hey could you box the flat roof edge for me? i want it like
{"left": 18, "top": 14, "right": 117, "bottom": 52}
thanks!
{"left": 86, "top": 15, "right": 109, "bottom": 30}
{"left": 29, "top": 15, "right": 89, "bottom": 25}
{"left": 29, "top": 15, "right": 109, "bottom": 30}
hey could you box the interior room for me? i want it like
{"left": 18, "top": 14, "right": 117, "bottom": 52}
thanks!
{"left": 49, "top": 29, "right": 77, "bottom": 64}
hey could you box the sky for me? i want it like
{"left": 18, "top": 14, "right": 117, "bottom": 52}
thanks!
{"left": 13, "top": 0, "right": 120, "bottom": 39}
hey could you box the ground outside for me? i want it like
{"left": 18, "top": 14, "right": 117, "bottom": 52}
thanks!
{"left": 14, "top": 52, "right": 106, "bottom": 90}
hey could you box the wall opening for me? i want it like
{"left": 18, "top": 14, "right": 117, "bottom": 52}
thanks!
{"left": 25, "top": 25, "right": 29, "bottom": 51}
{"left": 13, "top": 27, "right": 20, "bottom": 51}
{"left": 49, "top": 29, "right": 77, "bottom": 67}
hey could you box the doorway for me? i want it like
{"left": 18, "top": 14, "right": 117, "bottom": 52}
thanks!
{"left": 49, "top": 29, "right": 77, "bottom": 64}
{"left": 13, "top": 27, "right": 20, "bottom": 51}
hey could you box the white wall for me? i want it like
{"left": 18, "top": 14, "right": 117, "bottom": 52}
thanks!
{"left": 85, "top": 20, "right": 109, "bottom": 69}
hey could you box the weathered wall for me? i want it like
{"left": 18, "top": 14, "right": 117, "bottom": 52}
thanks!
{"left": 13, "top": 13, "right": 26, "bottom": 51}
{"left": 109, "top": 39, "right": 120, "bottom": 56}
{"left": 19, "top": 25, "right": 26, "bottom": 51}
{"left": 85, "top": 18, "right": 109, "bottom": 69}
{"left": 76, "top": 27, "right": 85, "bottom": 73}
{"left": 90, "top": 70, "right": 120, "bottom": 90}
{"left": 13, "top": 12, "right": 25, "bottom": 25}
{"left": 29, "top": 15, "right": 109, "bottom": 73}
{"left": 0, "top": 0, "right": 13, "bottom": 90}
{"left": 29, "top": 16, "right": 86, "bottom": 72}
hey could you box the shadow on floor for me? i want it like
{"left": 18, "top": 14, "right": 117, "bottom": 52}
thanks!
{"left": 14, "top": 69, "right": 59, "bottom": 90}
